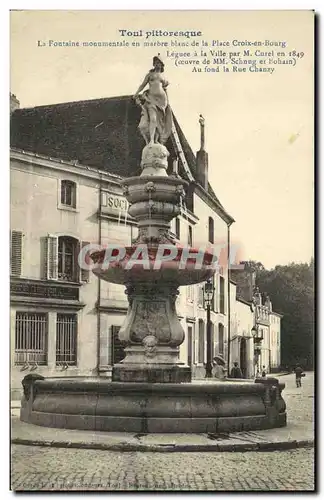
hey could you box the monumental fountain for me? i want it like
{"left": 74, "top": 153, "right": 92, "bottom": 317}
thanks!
{"left": 20, "top": 55, "right": 286, "bottom": 433}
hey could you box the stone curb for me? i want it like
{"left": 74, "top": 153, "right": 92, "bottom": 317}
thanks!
{"left": 11, "top": 437, "right": 314, "bottom": 453}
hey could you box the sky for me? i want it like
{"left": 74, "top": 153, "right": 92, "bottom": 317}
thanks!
{"left": 10, "top": 10, "right": 314, "bottom": 269}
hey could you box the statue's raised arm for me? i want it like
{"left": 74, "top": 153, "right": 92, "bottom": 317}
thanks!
{"left": 134, "top": 54, "right": 173, "bottom": 147}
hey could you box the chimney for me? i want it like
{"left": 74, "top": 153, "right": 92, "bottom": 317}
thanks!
{"left": 196, "top": 114, "right": 208, "bottom": 191}
{"left": 10, "top": 93, "right": 20, "bottom": 113}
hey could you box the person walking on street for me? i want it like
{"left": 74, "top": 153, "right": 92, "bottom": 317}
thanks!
{"left": 294, "top": 363, "right": 304, "bottom": 387}
{"left": 230, "top": 362, "right": 243, "bottom": 379}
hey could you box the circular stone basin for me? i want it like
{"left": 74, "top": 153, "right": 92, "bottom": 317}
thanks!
{"left": 21, "top": 377, "right": 286, "bottom": 434}
{"left": 90, "top": 245, "right": 215, "bottom": 285}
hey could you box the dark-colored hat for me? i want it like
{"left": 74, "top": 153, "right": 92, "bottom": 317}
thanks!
{"left": 153, "top": 53, "right": 164, "bottom": 66}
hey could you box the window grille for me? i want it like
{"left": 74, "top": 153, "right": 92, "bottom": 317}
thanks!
{"left": 61, "top": 180, "right": 76, "bottom": 208}
{"left": 11, "top": 230, "right": 23, "bottom": 276}
{"left": 15, "top": 312, "right": 48, "bottom": 365}
{"left": 56, "top": 313, "right": 77, "bottom": 365}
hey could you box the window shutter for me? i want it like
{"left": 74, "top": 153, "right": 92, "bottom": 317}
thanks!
{"left": 11, "top": 230, "right": 23, "bottom": 276}
{"left": 45, "top": 235, "right": 58, "bottom": 280}
{"left": 79, "top": 241, "right": 90, "bottom": 283}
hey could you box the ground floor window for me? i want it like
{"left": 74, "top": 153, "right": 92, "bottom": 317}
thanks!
{"left": 15, "top": 312, "right": 48, "bottom": 365}
{"left": 56, "top": 313, "right": 77, "bottom": 365}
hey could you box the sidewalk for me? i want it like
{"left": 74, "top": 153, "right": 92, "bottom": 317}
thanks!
{"left": 11, "top": 416, "right": 313, "bottom": 453}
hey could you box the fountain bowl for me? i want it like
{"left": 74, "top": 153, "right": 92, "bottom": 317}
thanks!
{"left": 91, "top": 246, "right": 216, "bottom": 286}
{"left": 21, "top": 377, "right": 286, "bottom": 434}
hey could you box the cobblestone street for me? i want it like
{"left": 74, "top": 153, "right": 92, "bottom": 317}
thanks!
{"left": 11, "top": 373, "right": 315, "bottom": 491}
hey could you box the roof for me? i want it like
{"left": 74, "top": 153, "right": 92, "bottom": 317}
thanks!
{"left": 236, "top": 297, "right": 252, "bottom": 307}
{"left": 10, "top": 94, "right": 232, "bottom": 220}
{"left": 270, "top": 311, "right": 284, "bottom": 318}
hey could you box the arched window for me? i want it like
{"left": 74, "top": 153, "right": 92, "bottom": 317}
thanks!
{"left": 208, "top": 217, "right": 214, "bottom": 244}
{"left": 218, "top": 323, "right": 224, "bottom": 355}
{"left": 61, "top": 180, "right": 76, "bottom": 208}
{"left": 58, "top": 236, "right": 78, "bottom": 281}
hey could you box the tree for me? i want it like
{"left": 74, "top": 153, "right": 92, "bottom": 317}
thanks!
{"left": 240, "top": 260, "right": 265, "bottom": 273}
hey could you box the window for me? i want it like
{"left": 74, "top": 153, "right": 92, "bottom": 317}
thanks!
{"left": 11, "top": 230, "right": 23, "bottom": 276}
{"left": 210, "top": 321, "right": 215, "bottom": 357}
{"left": 220, "top": 276, "right": 225, "bottom": 313}
{"left": 198, "top": 286, "right": 204, "bottom": 307}
{"left": 208, "top": 217, "right": 214, "bottom": 244}
{"left": 187, "top": 326, "right": 193, "bottom": 366}
{"left": 15, "top": 312, "right": 48, "bottom": 365}
{"left": 188, "top": 225, "right": 193, "bottom": 246}
{"left": 58, "top": 236, "right": 78, "bottom": 281}
{"left": 198, "top": 319, "right": 205, "bottom": 364}
{"left": 43, "top": 235, "right": 90, "bottom": 282}
{"left": 175, "top": 218, "right": 180, "bottom": 240}
{"left": 61, "top": 180, "right": 76, "bottom": 208}
{"left": 211, "top": 274, "right": 216, "bottom": 312}
{"left": 187, "top": 285, "right": 194, "bottom": 302}
{"left": 218, "top": 323, "right": 224, "bottom": 355}
{"left": 56, "top": 314, "right": 77, "bottom": 365}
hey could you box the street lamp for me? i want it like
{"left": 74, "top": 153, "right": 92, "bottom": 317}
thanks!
{"left": 204, "top": 278, "right": 214, "bottom": 378}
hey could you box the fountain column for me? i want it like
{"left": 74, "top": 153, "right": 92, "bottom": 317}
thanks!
{"left": 111, "top": 143, "right": 191, "bottom": 383}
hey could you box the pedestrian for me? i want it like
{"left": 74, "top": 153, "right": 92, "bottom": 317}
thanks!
{"left": 214, "top": 362, "right": 226, "bottom": 380}
{"left": 261, "top": 365, "right": 267, "bottom": 378}
{"left": 294, "top": 363, "right": 304, "bottom": 388}
{"left": 230, "top": 362, "right": 243, "bottom": 379}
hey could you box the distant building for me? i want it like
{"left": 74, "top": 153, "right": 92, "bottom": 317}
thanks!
{"left": 231, "top": 267, "right": 282, "bottom": 376}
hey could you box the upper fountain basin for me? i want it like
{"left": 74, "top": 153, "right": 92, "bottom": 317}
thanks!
{"left": 122, "top": 176, "right": 188, "bottom": 205}
{"left": 90, "top": 245, "right": 216, "bottom": 286}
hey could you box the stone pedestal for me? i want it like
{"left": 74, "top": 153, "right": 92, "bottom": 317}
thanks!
{"left": 112, "top": 365, "right": 191, "bottom": 383}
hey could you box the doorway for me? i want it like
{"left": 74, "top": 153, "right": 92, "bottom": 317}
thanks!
{"left": 187, "top": 326, "right": 193, "bottom": 366}
{"left": 111, "top": 325, "right": 125, "bottom": 365}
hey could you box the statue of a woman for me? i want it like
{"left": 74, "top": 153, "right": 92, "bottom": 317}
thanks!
{"left": 133, "top": 54, "right": 173, "bottom": 146}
